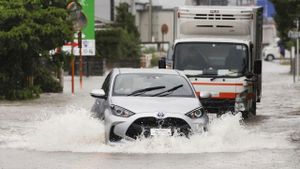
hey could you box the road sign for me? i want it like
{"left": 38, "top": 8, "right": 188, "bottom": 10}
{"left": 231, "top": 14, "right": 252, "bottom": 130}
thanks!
{"left": 80, "top": 0, "right": 95, "bottom": 56}
{"left": 161, "top": 24, "right": 168, "bottom": 35}
{"left": 64, "top": 0, "right": 95, "bottom": 56}
{"left": 288, "top": 30, "right": 300, "bottom": 39}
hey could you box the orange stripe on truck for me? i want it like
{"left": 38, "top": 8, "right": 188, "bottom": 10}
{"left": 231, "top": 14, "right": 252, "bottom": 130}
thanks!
{"left": 196, "top": 92, "right": 238, "bottom": 99}
{"left": 218, "top": 92, "right": 238, "bottom": 99}
{"left": 196, "top": 92, "right": 255, "bottom": 99}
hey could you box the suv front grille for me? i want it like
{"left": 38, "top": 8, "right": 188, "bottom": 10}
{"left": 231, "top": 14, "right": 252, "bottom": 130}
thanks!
{"left": 126, "top": 117, "right": 191, "bottom": 139}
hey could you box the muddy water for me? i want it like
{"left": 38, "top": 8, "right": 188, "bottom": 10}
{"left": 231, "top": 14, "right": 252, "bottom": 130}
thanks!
{"left": 0, "top": 61, "right": 300, "bottom": 169}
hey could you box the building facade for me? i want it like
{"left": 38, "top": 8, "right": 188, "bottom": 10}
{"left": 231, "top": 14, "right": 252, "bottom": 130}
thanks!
{"left": 136, "top": 5, "right": 174, "bottom": 43}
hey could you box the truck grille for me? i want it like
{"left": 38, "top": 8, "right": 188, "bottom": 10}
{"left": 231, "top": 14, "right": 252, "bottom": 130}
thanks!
{"left": 201, "top": 98, "right": 235, "bottom": 114}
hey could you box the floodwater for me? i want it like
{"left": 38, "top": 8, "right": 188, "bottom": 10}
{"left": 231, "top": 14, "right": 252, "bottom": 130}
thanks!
{"left": 0, "top": 61, "right": 300, "bottom": 169}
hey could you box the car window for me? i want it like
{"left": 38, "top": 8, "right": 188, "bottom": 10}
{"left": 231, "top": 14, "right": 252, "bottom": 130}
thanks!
{"left": 112, "top": 73, "right": 194, "bottom": 97}
{"left": 102, "top": 71, "right": 112, "bottom": 95}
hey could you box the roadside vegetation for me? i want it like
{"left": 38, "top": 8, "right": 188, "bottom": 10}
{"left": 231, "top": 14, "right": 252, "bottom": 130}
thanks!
{"left": 95, "top": 3, "right": 141, "bottom": 61}
{"left": 0, "top": 0, "right": 73, "bottom": 100}
{"left": 271, "top": 0, "right": 300, "bottom": 48}
{"left": 0, "top": 1, "right": 141, "bottom": 100}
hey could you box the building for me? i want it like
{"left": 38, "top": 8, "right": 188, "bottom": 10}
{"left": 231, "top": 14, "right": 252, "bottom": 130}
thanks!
{"left": 112, "top": 0, "right": 184, "bottom": 43}
{"left": 107, "top": 0, "right": 259, "bottom": 43}
{"left": 95, "top": 17, "right": 112, "bottom": 31}
{"left": 95, "top": 0, "right": 111, "bottom": 20}
{"left": 262, "top": 19, "right": 277, "bottom": 45}
{"left": 135, "top": 4, "right": 174, "bottom": 43}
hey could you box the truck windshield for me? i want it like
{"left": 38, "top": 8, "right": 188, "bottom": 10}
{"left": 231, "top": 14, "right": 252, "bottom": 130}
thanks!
{"left": 174, "top": 43, "right": 248, "bottom": 77}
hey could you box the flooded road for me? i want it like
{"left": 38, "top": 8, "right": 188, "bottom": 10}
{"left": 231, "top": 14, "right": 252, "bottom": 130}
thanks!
{"left": 0, "top": 61, "right": 300, "bottom": 169}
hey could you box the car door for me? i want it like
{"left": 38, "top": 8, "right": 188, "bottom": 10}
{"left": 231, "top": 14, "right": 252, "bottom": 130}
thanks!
{"left": 91, "top": 71, "right": 112, "bottom": 120}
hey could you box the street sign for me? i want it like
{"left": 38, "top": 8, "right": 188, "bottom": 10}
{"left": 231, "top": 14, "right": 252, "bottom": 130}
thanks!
{"left": 288, "top": 30, "right": 300, "bottom": 39}
{"left": 64, "top": 0, "right": 95, "bottom": 56}
{"left": 161, "top": 24, "right": 168, "bottom": 35}
{"left": 80, "top": 0, "right": 95, "bottom": 56}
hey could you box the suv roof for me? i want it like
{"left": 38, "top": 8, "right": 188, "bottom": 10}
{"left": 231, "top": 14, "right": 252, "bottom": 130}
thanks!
{"left": 116, "top": 68, "right": 182, "bottom": 75}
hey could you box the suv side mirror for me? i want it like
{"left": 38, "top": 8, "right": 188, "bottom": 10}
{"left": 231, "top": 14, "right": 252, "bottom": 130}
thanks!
{"left": 90, "top": 89, "right": 106, "bottom": 99}
{"left": 254, "top": 60, "right": 262, "bottom": 75}
{"left": 158, "top": 57, "right": 166, "bottom": 69}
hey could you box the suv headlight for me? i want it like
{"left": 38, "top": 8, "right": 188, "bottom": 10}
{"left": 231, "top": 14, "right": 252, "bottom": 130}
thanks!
{"left": 186, "top": 107, "right": 204, "bottom": 119}
{"left": 111, "top": 105, "right": 135, "bottom": 118}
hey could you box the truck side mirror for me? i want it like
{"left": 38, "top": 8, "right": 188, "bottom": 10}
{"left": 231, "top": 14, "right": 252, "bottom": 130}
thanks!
{"left": 254, "top": 60, "right": 262, "bottom": 75}
{"left": 158, "top": 57, "right": 166, "bottom": 69}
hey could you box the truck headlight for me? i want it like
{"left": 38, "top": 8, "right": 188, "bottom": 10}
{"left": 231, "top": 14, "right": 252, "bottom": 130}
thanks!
{"left": 186, "top": 107, "right": 204, "bottom": 119}
{"left": 235, "top": 90, "right": 247, "bottom": 111}
{"left": 111, "top": 105, "right": 135, "bottom": 117}
{"left": 235, "top": 90, "right": 247, "bottom": 103}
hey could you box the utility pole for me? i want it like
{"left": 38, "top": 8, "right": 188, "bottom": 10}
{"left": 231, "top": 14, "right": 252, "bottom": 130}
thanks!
{"left": 148, "top": 0, "right": 152, "bottom": 42}
{"left": 78, "top": 31, "right": 83, "bottom": 89}
{"left": 110, "top": 0, "right": 115, "bottom": 21}
{"left": 296, "top": 19, "right": 299, "bottom": 81}
{"left": 289, "top": 19, "right": 300, "bottom": 83}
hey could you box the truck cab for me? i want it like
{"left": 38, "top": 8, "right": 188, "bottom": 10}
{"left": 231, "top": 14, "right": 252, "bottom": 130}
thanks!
{"left": 160, "top": 6, "right": 263, "bottom": 117}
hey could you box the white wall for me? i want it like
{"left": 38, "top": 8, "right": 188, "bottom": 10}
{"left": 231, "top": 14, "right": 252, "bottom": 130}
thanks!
{"left": 153, "top": 11, "right": 174, "bottom": 43}
{"left": 263, "top": 24, "right": 277, "bottom": 45}
{"left": 138, "top": 10, "right": 174, "bottom": 43}
{"left": 95, "top": 0, "right": 110, "bottom": 20}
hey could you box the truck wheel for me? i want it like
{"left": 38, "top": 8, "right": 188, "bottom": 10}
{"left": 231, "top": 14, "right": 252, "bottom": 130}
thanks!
{"left": 242, "top": 100, "right": 256, "bottom": 119}
{"left": 266, "top": 54, "right": 275, "bottom": 61}
{"left": 242, "top": 111, "right": 249, "bottom": 119}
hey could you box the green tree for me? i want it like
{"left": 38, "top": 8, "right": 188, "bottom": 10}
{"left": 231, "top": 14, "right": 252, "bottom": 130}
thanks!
{"left": 0, "top": 0, "right": 73, "bottom": 100}
{"left": 115, "top": 3, "right": 140, "bottom": 58}
{"left": 271, "top": 0, "right": 300, "bottom": 47}
{"left": 95, "top": 2, "right": 141, "bottom": 60}
{"left": 115, "top": 3, "right": 140, "bottom": 39}
{"left": 96, "top": 28, "right": 123, "bottom": 59}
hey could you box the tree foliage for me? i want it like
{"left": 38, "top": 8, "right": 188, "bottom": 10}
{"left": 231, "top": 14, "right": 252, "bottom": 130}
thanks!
{"left": 95, "top": 2, "right": 141, "bottom": 60}
{"left": 115, "top": 3, "right": 140, "bottom": 39}
{"left": 271, "top": 0, "right": 300, "bottom": 47}
{"left": 0, "top": 0, "right": 73, "bottom": 100}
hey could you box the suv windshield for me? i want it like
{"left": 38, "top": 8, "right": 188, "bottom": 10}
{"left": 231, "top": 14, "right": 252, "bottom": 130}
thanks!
{"left": 113, "top": 73, "right": 194, "bottom": 97}
{"left": 174, "top": 43, "right": 248, "bottom": 77}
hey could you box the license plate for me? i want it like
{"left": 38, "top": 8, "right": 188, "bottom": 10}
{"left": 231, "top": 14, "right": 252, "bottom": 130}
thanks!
{"left": 150, "top": 128, "right": 171, "bottom": 137}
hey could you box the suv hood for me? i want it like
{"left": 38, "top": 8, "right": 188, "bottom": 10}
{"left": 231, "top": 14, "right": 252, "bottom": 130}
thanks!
{"left": 111, "top": 97, "right": 201, "bottom": 115}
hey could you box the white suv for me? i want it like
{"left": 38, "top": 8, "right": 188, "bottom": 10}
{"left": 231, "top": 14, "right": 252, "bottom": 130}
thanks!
{"left": 263, "top": 43, "right": 290, "bottom": 61}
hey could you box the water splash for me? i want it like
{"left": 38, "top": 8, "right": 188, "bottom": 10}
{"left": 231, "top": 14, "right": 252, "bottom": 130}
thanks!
{"left": 0, "top": 107, "right": 294, "bottom": 153}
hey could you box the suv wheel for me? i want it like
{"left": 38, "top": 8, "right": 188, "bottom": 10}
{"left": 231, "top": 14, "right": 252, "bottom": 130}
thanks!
{"left": 266, "top": 54, "right": 275, "bottom": 61}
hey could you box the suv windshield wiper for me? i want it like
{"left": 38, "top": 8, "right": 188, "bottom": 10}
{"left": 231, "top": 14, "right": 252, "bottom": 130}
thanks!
{"left": 151, "top": 84, "right": 183, "bottom": 97}
{"left": 127, "top": 86, "right": 166, "bottom": 96}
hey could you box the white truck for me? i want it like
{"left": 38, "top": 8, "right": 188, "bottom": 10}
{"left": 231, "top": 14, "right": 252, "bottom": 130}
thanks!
{"left": 159, "top": 6, "right": 263, "bottom": 118}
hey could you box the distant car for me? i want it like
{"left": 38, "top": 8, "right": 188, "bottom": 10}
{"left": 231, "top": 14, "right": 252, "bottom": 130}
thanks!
{"left": 263, "top": 43, "right": 290, "bottom": 61}
{"left": 90, "top": 68, "right": 209, "bottom": 143}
